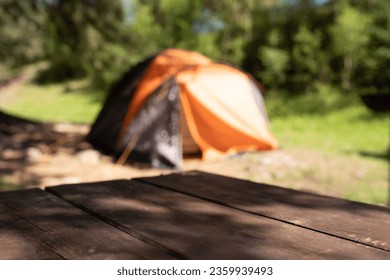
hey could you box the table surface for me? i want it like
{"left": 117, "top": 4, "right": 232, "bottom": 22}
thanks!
{"left": 1, "top": 171, "right": 389, "bottom": 260}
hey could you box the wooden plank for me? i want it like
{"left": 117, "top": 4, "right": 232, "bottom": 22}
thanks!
{"left": 0, "top": 201, "right": 63, "bottom": 259}
{"left": 48, "top": 179, "right": 390, "bottom": 259}
{"left": 0, "top": 189, "right": 176, "bottom": 260}
{"left": 137, "top": 171, "right": 390, "bottom": 252}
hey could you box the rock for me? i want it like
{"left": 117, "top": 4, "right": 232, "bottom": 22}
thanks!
{"left": 259, "top": 152, "right": 300, "bottom": 168}
{"left": 52, "top": 122, "right": 89, "bottom": 134}
{"left": 1, "top": 149, "right": 24, "bottom": 160}
{"left": 26, "top": 147, "right": 44, "bottom": 162}
{"left": 76, "top": 149, "right": 100, "bottom": 164}
{"left": 62, "top": 177, "right": 81, "bottom": 184}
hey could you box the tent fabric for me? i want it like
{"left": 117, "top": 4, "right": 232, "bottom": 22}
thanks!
{"left": 87, "top": 54, "right": 156, "bottom": 155}
{"left": 87, "top": 48, "right": 278, "bottom": 168}
{"left": 117, "top": 78, "right": 181, "bottom": 168}
{"left": 177, "top": 64, "right": 276, "bottom": 160}
{"left": 118, "top": 48, "right": 211, "bottom": 141}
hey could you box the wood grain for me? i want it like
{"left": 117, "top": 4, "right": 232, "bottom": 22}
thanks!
{"left": 0, "top": 201, "right": 63, "bottom": 259}
{"left": 137, "top": 171, "right": 390, "bottom": 252}
{"left": 0, "top": 189, "right": 176, "bottom": 260}
{"left": 48, "top": 179, "right": 390, "bottom": 259}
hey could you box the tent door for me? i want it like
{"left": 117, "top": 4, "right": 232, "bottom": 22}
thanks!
{"left": 180, "top": 108, "right": 200, "bottom": 156}
{"left": 116, "top": 78, "right": 182, "bottom": 168}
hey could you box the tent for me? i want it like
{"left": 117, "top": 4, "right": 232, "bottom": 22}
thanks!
{"left": 87, "top": 49, "right": 278, "bottom": 168}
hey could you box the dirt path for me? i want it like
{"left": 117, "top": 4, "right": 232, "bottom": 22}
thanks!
{"left": 0, "top": 109, "right": 278, "bottom": 188}
{"left": 0, "top": 69, "right": 35, "bottom": 107}
{"left": 0, "top": 110, "right": 370, "bottom": 194}
{"left": 0, "top": 109, "right": 301, "bottom": 190}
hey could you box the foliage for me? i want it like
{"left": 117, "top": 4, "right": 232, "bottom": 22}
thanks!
{"left": 356, "top": 0, "right": 390, "bottom": 95}
{"left": 40, "top": 0, "right": 127, "bottom": 87}
{"left": 258, "top": 30, "right": 289, "bottom": 88}
{"left": 292, "top": 26, "right": 329, "bottom": 92}
{"left": 123, "top": 1, "right": 162, "bottom": 62}
{"left": 0, "top": 0, "right": 46, "bottom": 67}
{"left": 331, "top": 3, "right": 373, "bottom": 90}
{"left": 0, "top": 0, "right": 389, "bottom": 94}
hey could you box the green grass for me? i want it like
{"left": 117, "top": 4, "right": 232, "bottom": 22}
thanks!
{"left": 270, "top": 105, "right": 388, "bottom": 155}
{"left": 2, "top": 80, "right": 104, "bottom": 124}
{"left": 265, "top": 91, "right": 389, "bottom": 205}
{"left": 266, "top": 85, "right": 388, "bottom": 154}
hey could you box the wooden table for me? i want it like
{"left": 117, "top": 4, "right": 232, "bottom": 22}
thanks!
{"left": 1, "top": 171, "right": 389, "bottom": 260}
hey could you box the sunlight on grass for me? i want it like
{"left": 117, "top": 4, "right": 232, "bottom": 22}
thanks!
{"left": 345, "top": 164, "right": 389, "bottom": 205}
{"left": 267, "top": 94, "right": 388, "bottom": 155}
{"left": 2, "top": 81, "right": 104, "bottom": 124}
{"left": 265, "top": 92, "right": 389, "bottom": 206}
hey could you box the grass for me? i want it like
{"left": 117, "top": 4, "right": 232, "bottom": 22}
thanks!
{"left": 266, "top": 85, "right": 388, "bottom": 156}
{"left": 270, "top": 105, "right": 388, "bottom": 155}
{"left": 1, "top": 79, "right": 389, "bottom": 205}
{"left": 265, "top": 90, "right": 389, "bottom": 205}
{"left": 1, "top": 80, "right": 104, "bottom": 124}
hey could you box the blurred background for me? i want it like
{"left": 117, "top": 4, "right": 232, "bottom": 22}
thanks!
{"left": 0, "top": 0, "right": 389, "bottom": 205}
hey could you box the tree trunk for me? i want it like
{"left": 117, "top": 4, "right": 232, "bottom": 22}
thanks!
{"left": 342, "top": 54, "right": 353, "bottom": 90}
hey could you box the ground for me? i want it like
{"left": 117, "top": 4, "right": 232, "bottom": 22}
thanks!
{"left": 1, "top": 109, "right": 386, "bottom": 206}
{"left": 1, "top": 74, "right": 389, "bottom": 206}
{"left": 0, "top": 111, "right": 306, "bottom": 189}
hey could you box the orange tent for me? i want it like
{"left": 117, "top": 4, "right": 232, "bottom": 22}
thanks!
{"left": 87, "top": 49, "right": 277, "bottom": 168}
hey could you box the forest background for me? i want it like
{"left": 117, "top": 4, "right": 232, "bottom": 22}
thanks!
{"left": 1, "top": 0, "right": 389, "bottom": 95}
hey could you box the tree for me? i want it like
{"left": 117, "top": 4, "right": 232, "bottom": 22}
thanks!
{"left": 208, "top": 0, "right": 258, "bottom": 65}
{"left": 258, "top": 30, "right": 289, "bottom": 89}
{"left": 0, "top": 0, "right": 386, "bottom": 97}
{"left": 292, "top": 25, "right": 329, "bottom": 92}
{"left": 43, "top": 0, "right": 126, "bottom": 85}
{"left": 331, "top": 3, "right": 373, "bottom": 90}
{"left": 0, "top": 0, "right": 46, "bottom": 68}
{"left": 143, "top": 0, "right": 224, "bottom": 60}
{"left": 355, "top": 0, "right": 390, "bottom": 95}
{"left": 122, "top": 0, "right": 162, "bottom": 63}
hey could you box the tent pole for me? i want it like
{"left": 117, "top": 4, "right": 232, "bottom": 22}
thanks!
{"left": 116, "top": 135, "right": 140, "bottom": 166}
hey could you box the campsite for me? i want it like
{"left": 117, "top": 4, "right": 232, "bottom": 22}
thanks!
{"left": 0, "top": 53, "right": 388, "bottom": 206}
{"left": 1, "top": 0, "right": 390, "bottom": 262}
{"left": 0, "top": 1, "right": 389, "bottom": 205}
